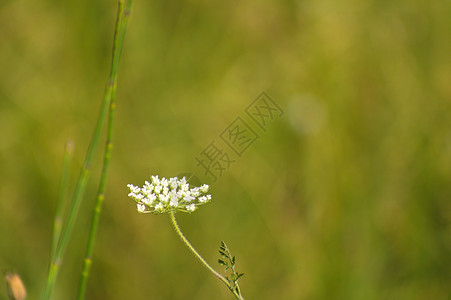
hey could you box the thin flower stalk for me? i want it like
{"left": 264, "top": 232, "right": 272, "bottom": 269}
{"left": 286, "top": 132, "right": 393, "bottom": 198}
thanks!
{"left": 127, "top": 175, "right": 244, "bottom": 299}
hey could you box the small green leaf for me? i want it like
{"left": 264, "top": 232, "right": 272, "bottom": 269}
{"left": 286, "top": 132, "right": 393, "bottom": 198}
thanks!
{"left": 218, "top": 259, "right": 226, "bottom": 266}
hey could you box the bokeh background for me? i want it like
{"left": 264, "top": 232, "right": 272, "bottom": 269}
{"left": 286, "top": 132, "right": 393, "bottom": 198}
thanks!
{"left": 1, "top": 0, "right": 450, "bottom": 299}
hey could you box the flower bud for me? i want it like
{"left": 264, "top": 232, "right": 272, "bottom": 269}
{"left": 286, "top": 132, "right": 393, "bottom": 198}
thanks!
{"left": 5, "top": 272, "right": 26, "bottom": 300}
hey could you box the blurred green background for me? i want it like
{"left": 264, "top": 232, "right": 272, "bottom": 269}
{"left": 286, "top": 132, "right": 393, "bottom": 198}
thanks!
{"left": 1, "top": 0, "right": 450, "bottom": 299}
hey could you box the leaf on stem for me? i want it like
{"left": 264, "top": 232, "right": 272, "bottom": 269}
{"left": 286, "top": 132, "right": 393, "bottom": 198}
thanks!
{"left": 217, "top": 241, "right": 244, "bottom": 298}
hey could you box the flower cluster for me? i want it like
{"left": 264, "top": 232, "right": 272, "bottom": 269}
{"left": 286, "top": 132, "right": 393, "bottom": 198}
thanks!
{"left": 127, "top": 175, "right": 211, "bottom": 214}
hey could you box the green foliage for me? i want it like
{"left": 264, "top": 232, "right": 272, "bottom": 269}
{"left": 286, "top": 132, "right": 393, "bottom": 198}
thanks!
{"left": 168, "top": 213, "right": 245, "bottom": 299}
{"left": 218, "top": 241, "right": 244, "bottom": 298}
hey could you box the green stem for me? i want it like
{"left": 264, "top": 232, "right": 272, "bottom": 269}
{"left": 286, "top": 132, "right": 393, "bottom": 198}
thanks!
{"left": 42, "top": 141, "right": 73, "bottom": 299}
{"left": 41, "top": 1, "right": 132, "bottom": 299}
{"left": 50, "top": 141, "right": 73, "bottom": 268}
{"left": 169, "top": 212, "right": 244, "bottom": 299}
{"left": 42, "top": 138, "right": 78, "bottom": 300}
{"left": 41, "top": 62, "right": 105, "bottom": 300}
{"left": 77, "top": 1, "right": 132, "bottom": 299}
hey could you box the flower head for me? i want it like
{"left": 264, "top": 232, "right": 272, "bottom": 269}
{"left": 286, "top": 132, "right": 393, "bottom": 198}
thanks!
{"left": 127, "top": 175, "right": 211, "bottom": 214}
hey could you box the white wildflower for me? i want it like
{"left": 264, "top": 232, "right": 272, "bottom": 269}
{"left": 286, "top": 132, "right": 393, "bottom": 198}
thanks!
{"left": 159, "top": 194, "right": 169, "bottom": 203}
{"left": 178, "top": 177, "right": 187, "bottom": 186}
{"left": 190, "top": 187, "right": 200, "bottom": 197}
{"left": 151, "top": 175, "right": 160, "bottom": 185}
{"left": 142, "top": 197, "right": 152, "bottom": 205}
{"left": 162, "top": 186, "right": 169, "bottom": 195}
{"left": 169, "top": 177, "right": 178, "bottom": 190}
{"left": 200, "top": 184, "right": 209, "bottom": 193}
{"left": 154, "top": 185, "right": 162, "bottom": 194}
{"left": 181, "top": 183, "right": 189, "bottom": 192}
{"left": 169, "top": 197, "right": 179, "bottom": 207}
{"left": 161, "top": 178, "right": 168, "bottom": 186}
{"left": 127, "top": 175, "right": 212, "bottom": 214}
{"left": 137, "top": 203, "right": 146, "bottom": 213}
{"left": 155, "top": 202, "right": 164, "bottom": 212}
{"left": 186, "top": 203, "right": 196, "bottom": 212}
{"left": 183, "top": 194, "right": 195, "bottom": 202}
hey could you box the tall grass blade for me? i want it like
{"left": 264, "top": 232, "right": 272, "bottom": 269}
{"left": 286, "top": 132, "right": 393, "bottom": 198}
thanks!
{"left": 77, "top": 1, "right": 132, "bottom": 299}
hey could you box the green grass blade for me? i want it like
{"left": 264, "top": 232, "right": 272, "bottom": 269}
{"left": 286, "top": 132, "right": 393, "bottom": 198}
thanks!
{"left": 50, "top": 141, "right": 73, "bottom": 266}
{"left": 40, "top": 1, "right": 132, "bottom": 298}
{"left": 77, "top": 1, "right": 133, "bottom": 299}
{"left": 41, "top": 141, "right": 74, "bottom": 300}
